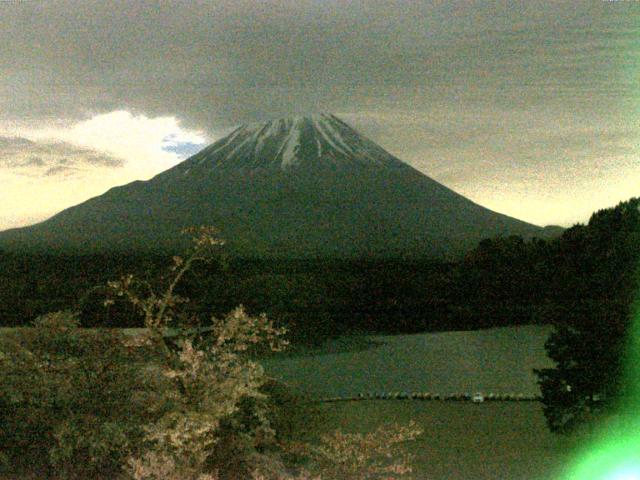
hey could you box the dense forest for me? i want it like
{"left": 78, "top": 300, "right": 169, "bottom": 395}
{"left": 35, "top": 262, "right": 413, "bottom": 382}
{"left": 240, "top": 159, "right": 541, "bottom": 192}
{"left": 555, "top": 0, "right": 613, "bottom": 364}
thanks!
{"left": 0, "top": 252, "right": 455, "bottom": 343}
{"left": 0, "top": 245, "right": 550, "bottom": 341}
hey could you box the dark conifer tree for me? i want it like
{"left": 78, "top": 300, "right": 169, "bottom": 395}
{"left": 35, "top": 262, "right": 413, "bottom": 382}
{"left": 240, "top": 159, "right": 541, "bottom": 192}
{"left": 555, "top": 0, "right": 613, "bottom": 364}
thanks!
{"left": 536, "top": 198, "right": 640, "bottom": 432}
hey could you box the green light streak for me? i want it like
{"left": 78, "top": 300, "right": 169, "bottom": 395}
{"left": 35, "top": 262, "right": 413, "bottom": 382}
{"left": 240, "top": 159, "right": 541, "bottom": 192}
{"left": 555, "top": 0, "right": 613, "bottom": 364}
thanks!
{"left": 561, "top": 421, "right": 640, "bottom": 480}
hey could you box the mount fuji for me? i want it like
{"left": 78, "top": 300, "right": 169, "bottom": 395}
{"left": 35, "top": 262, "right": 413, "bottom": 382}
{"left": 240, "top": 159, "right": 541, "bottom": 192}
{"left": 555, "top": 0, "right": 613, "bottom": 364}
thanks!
{"left": 0, "top": 114, "right": 554, "bottom": 258}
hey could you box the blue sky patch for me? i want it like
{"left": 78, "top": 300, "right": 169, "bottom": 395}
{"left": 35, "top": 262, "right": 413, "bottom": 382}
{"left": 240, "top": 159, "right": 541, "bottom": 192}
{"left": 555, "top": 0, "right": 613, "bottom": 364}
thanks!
{"left": 161, "top": 137, "right": 205, "bottom": 159}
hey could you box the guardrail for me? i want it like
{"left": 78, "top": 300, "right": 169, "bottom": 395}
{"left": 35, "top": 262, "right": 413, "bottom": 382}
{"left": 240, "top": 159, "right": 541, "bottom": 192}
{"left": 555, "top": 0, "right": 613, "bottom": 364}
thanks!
{"left": 316, "top": 392, "right": 541, "bottom": 403}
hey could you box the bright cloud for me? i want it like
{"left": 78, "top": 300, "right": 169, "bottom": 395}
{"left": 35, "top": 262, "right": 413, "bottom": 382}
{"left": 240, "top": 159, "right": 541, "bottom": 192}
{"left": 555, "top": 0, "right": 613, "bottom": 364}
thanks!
{"left": 17, "top": 110, "right": 208, "bottom": 176}
{"left": 0, "top": 110, "right": 211, "bottom": 231}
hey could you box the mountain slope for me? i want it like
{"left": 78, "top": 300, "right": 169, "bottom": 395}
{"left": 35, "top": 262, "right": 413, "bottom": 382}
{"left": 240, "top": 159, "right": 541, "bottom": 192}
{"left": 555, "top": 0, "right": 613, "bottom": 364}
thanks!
{"left": 0, "top": 114, "right": 552, "bottom": 259}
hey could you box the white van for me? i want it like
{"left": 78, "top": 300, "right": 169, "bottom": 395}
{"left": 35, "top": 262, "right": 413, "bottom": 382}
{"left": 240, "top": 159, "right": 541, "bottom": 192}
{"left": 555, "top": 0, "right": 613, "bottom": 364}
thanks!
{"left": 472, "top": 392, "right": 485, "bottom": 403}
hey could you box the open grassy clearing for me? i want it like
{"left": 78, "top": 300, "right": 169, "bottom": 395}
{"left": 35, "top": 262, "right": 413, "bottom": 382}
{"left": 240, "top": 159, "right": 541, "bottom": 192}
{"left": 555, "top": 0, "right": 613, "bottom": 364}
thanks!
{"left": 260, "top": 325, "right": 577, "bottom": 478}
{"left": 261, "top": 325, "right": 554, "bottom": 398}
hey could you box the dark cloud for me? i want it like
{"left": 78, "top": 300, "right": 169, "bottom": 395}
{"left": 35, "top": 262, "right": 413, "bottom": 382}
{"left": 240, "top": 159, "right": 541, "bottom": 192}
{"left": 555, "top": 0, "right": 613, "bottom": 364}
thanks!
{"left": 0, "top": 136, "right": 123, "bottom": 176}
{"left": 0, "top": 136, "right": 35, "bottom": 148}
{"left": 44, "top": 166, "right": 76, "bottom": 177}
{"left": 0, "top": 1, "right": 636, "bottom": 129}
{"left": 22, "top": 156, "right": 46, "bottom": 167}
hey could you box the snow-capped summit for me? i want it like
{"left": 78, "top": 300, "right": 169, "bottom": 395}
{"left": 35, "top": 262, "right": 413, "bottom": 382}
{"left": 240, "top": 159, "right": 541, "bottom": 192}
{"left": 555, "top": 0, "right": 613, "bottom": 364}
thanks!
{"left": 172, "top": 113, "right": 405, "bottom": 173}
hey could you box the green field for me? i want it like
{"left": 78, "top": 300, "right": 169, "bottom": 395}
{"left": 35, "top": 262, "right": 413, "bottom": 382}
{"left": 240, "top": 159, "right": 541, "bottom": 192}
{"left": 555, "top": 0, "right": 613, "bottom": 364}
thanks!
{"left": 261, "top": 325, "right": 554, "bottom": 398}
{"left": 261, "top": 325, "right": 594, "bottom": 479}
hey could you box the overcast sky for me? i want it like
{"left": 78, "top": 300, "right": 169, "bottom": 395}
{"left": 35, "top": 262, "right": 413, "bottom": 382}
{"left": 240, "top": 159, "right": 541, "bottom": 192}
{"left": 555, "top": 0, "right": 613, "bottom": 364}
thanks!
{"left": 1, "top": 0, "right": 638, "bottom": 230}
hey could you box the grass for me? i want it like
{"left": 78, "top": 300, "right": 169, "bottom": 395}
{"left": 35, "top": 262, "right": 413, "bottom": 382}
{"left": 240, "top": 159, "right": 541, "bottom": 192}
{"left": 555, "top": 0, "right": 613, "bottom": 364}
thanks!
{"left": 308, "top": 400, "right": 590, "bottom": 480}
{"left": 260, "top": 325, "right": 587, "bottom": 479}
{"left": 261, "top": 325, "right": 554, "bottom": 398}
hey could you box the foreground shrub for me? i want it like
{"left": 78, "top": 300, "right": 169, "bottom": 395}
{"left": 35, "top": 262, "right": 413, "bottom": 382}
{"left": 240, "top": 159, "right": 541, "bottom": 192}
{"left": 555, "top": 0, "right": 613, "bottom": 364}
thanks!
{"left": 279, "top": 421, "right": 423, "bottom": 480}
{"left": 121, "top": 305, "right": 289, "bottom": 479}
{"left": 102, "top": 227, "right": 287, "bottom": 479}
{"left": 0, "top": 311, "right": 169, "bottom": 478}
